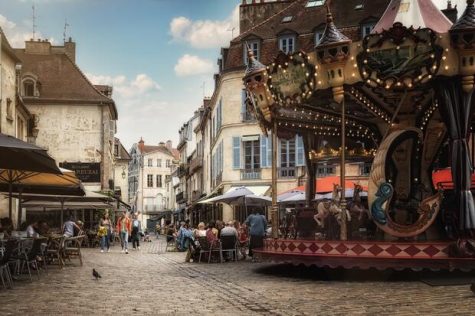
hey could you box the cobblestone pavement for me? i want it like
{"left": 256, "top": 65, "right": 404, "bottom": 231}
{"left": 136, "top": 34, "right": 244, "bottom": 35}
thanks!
{"left": 1, "top": 238, "right": 475, "bottom": 315}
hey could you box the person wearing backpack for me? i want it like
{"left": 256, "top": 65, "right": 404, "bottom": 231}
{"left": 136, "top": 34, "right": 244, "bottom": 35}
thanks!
{"left": 131, "top": 213, "right": 142, "bottom": 250}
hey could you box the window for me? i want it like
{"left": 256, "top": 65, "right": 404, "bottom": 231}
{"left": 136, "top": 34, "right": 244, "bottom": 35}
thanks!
{"left": 216, "top": 99, "right": 223, "bottom": 131}
{"left": 280, "top": 139, "right": 296, "bottom": 177}
{"left": 260, "top": 134, "right": 272, "bottom": 168}
{"left": 23, "top": 80, "right": 35, "bottom": 97}
{"left": 315, "top": 30, "right": 324, "bottom": 45}
{"left": 157, "top": 159, "right": 162, "bottom": 167}
{"left": 360, "top": 162, "right": 372, "bottom": 176}
{"left": 17, "top": 116, "right": 25, "bottom": 141}
{"left": 317, "top": 164, "right": 335, "bottom": 176}
{"left": 244, "top": 40, "right": 260, "bottom": 65}
{"left": 166, "top": 159, "right": 171, "bottom": 167}
{"left": 5, "top": 98, "right": 13, "bottom": 121}
{"left": 306, "top": 0, "right": 325, "bottom": 7}
{"left": 361, "top": 23, "right": 375, "bottom": 38}
{"left": 156, "top": 175, "right": 162, "bottom": 188}
{"left": 243, "top": 138, "right": 260, "bottom": 170}
{"left": 147, "top": 174, "right": 153, "bottom": 187}
{"left": 282, "top": 16, "right": 293, "bottom": 23}
{"left": 241, "top": 90, "right": 255, "bottom": 122}
{"left": 148, "top": 159, "right": 153, "bottom": 167}
{"left": 114, "top": 144, "right": 119, "bottom": 157}
{"left": 279, "top": 35, "right": 295, "bottom": 54}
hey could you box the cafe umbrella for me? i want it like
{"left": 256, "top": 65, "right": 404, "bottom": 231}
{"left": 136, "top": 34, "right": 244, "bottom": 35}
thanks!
{"left": 0, "top": 133, "right": 63, "bottom": 218}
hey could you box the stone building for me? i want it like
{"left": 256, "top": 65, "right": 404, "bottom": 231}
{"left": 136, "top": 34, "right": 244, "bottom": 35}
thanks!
{"left": 113, "top": 137, "right": 131, "bottom": 203}
{"left": 128, "top": 139, "right": 179, "bottom": 228}
{"left": 0, "top": 28, "right": 32, "bottom": 221}
{"left": 14, "top": 38, "right": 118, "bottom": 193}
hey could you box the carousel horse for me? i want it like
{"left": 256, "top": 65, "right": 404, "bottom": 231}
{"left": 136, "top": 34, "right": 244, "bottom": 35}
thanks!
{"left": 348, "top": 184, "right": 368, "bottom": 222}
{"left": 281, "top": 209, "right": 297, "bottom": 239}
{"left": 314, "top": 184, "right": 351, "bottom": 228}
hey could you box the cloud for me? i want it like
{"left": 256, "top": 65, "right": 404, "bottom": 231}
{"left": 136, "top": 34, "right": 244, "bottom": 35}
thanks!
{"left": 169, "top": 5, "right": 239, "bottom": 49}
{"left": 174, "top": 54, "right": 215, "bottom": 77}
{"left": 86, "top": 73, "right": 161, "bottom": 99}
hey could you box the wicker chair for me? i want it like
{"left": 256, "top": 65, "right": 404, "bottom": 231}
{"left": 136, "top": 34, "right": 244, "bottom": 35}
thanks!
{"left": 63, "top": 236, "right": 85, "bottom": 266}
{"left": 220, "top": 235, "right": 238, "bottom": 262}
{"left": 10, "top": 237, "right": 45, "bottom": 281}
{"left": 0, "top": 239, "right": 17, "bottom": 289}
{"left": 46, "top": 236, "right": 66, "bottom": 268}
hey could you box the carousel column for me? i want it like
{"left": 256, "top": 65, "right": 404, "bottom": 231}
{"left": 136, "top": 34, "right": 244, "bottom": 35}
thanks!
{"left": 271, "top": 120, "right": 278, "bottom": 238}
{"left": 315, "top": 4, "right": 352, "bottom": 240}
{"left": 303, "top": 133, "right": 315, "bottom": 207}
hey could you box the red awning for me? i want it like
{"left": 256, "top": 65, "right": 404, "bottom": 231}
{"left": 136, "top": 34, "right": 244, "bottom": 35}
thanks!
{"left": 280, "top": 176, "right": 367, "bottom": 194}
{"left": 432, "top": 168, "right": 475, "bottom": 190}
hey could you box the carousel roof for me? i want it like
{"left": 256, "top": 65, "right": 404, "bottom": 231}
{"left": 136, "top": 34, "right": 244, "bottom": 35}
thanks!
{"left": 316, "top": 5, "right": 351, "bottom": 48}
{"left": 373, "top": 0, "right": 453, "bottom": 33}
{"left": 245, "top": 49, "right": 266, "bottom": 76}
{"left": 451, "top": 0, "right": 475, "bottom": 31}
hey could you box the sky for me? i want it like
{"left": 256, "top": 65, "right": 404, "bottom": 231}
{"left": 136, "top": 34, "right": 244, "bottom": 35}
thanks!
{"left": 0, "top": 0, "right": 468, "bottom": 149}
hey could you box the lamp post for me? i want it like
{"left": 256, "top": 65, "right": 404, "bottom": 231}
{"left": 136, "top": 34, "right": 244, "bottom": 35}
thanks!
{"left": 315, "top": 5, "right": 352, "bottom": 240}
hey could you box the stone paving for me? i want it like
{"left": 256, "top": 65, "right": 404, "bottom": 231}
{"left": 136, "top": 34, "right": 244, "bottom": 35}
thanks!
{"left": 1, "top": 238, "right": 475, "bottom": 315}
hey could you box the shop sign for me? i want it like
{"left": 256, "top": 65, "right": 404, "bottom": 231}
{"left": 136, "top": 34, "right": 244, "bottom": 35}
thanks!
{"left": 60, "top": 162, "right": 101, "bottom": 183}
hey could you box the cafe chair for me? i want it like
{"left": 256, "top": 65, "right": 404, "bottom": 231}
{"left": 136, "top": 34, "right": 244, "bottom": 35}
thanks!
{"left": 197, "top": 236, "right": 222, "bottom": 263}
{"left": 220, "top": 235, "right": 238, "bottom": 262}
{"left": 0, "top": 239, "right": 17, "bottom": 289}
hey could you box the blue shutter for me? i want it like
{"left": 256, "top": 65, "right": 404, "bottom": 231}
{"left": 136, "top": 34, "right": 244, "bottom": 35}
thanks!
{"left": 296, "top": 135, "right": 304, "bottom": 166}
{"left": 267, "top": 134, "right": 272, "bottom": 167}
{"left": 241, "top": 90, "right": 246, "bottom": 121}
{"left": 260, "top": 136, "right": 267, "bottom": 168}
{"left": 232, "top": 137, "right": 241, "bottom": 169}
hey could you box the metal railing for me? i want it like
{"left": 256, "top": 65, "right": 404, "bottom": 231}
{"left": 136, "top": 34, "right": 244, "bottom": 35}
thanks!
{"left": 279, "top": 167, "right": 296, "bottom": 178}
{"left": 241, "top": 169, "right": 261, "bottom": 180}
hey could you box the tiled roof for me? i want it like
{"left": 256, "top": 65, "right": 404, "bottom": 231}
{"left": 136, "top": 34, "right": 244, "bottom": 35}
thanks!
{"left": 114, "top": 138, "right": 131, "bottom": 161}
{"left": 233, "top": 0, "right": 390, "bottom": 43}
{"left": 142, "top": 145, "right": 180, "bottom": 160}
{"left": 225, "top": 0, "right": 391, "bottom": 71}
{"left": 14, "top": 48, "right": 118, "bottom": 119}
{"left": 451, "top": 0, "right": 475, "bottom": 31}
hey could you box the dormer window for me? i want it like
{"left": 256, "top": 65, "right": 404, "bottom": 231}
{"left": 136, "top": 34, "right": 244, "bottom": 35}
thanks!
{"left": 315, "top": 29, "right": 324, "bottom": 45}
{"left": 306, "top": 0, "right": 325, "bottom": 7}
{"left": 21, "top": 75, "right": 39, "bottom": 97}
{"left": 243, "top": 40, "right": 260, "bottom": 65}
{"left": 279, "top": 35, "right": 296, "bottom": 54}
{"left": 361, "top": 23, "right": 375, "bottom": 38}
{"left": 23, "top": 80, "right": 35, "bottom": 96}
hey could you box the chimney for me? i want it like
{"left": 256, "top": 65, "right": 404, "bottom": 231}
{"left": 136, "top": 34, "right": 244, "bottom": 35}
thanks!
{"left": 138, "top": 137, "right": 145, "bottom": 152}
{"left": 64, "top": 37, "right": 76, "bottom": 63}
{"left": 159, "top": 141, "right": 165, "bottom": 146}
{"left": 25, "top": 39, "right": 52, "bottom": 54}
{"left": 166, "top": 140, "right": 172, "bottom": 149}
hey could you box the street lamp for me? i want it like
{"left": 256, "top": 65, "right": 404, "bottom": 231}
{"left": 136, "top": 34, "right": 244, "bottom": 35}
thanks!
{"left": 121, "top": 166, "right": 126, "bottom": 179}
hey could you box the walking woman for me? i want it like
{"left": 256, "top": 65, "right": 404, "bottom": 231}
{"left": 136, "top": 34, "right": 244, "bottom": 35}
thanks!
{"left": 131, "top": 213, "right": 142, "bottom": 250}
{"left": 116, "top": 211, "right": 131, "bottom": 254}
{"left": 99, "top": 212, "right": 112, "bottom": 253}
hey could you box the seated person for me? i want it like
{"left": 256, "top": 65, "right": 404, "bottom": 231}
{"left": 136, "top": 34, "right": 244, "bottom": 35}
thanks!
{"left": 63, "top": 216, "right": 81, "bottom": 237}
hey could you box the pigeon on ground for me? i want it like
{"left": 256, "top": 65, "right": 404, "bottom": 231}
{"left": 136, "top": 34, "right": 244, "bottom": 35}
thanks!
{"left": 93, "top": 269, "right": 101, "bottom": 280}
{"left": 471, "top": 283, "right": 475, "bottom": 294}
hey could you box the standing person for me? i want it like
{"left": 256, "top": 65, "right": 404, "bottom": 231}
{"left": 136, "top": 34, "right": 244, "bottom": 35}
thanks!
{"left": 245, "top": 209, "right": 267, "bottom": 261}
{"left": 131, "top": 213, "right": 141, "bottom": 250}
{"left": 116, "top": 211, "right": 131, "bottom": 254}
{"left": 99, "top": 212, "right": 112, "bottom": 253}
{"left": 63, "top": 215, "right": 81, "bottom": 237}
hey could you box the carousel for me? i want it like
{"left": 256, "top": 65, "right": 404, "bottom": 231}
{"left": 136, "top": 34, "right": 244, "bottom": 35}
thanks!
{"left": 243, "top": 0, "right": 475, "bottom": 270}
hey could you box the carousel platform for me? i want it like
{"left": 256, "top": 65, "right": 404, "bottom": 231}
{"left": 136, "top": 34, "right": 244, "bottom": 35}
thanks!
{"left": 254, "top": 239, "right": 475, "bottom": 271}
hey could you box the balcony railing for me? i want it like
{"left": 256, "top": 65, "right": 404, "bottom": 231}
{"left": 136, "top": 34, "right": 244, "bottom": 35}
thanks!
{"left": 241, "top": 169, "right": 261, "bottom": 180}
{"left": 177, "top": 164, "right": 188, "bottom": 178}
{"left": 279, "top": 167, "right": 296, "bottom": 178}
{"left": 176, "top": 191, "right": 187, "bottom": 203}
{"left": 189, "top": 156, "right": 203, "bottom": 173}
{"left": 144, "top": 205, "right": 163, "bottom": 213}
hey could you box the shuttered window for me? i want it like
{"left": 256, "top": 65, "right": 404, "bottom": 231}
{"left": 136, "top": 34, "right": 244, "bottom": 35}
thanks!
{"left": 232, "top": 137, "right": 241, "bottom": 169}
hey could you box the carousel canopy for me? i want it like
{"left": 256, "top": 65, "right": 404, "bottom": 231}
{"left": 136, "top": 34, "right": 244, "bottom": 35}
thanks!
{"left": 373, "top": 0, "right": 453, "bottom": 33}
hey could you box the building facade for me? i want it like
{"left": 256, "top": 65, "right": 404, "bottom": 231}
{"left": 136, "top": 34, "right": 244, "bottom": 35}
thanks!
{"left": 113, "top": 137, "right": 131, "bottom": 204}
{"left": 128, "top": 139, "right": 179, "bottom": 227}
{"left": 14, "top": 38, "right": 118, "bottom": 193}
{"left": 0, "top": 28, "right": 32, "bottom": 221}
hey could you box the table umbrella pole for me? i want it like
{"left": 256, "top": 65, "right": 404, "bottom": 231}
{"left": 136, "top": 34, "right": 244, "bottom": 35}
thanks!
{"left": 8, "top": 181, "right": 12, "bottom": 220}
{"left": 60, "top": 199, "right": 64, "bottom": 228}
